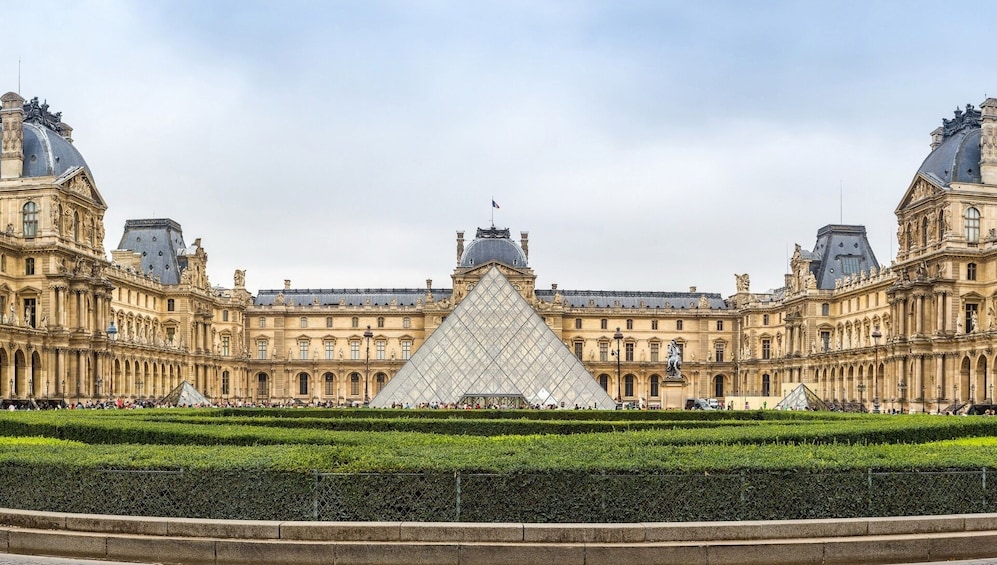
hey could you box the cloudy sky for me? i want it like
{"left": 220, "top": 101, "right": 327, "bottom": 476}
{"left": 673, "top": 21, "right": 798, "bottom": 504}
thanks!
{"left": 5, "top": 1, "right": 995, "bottom": 295}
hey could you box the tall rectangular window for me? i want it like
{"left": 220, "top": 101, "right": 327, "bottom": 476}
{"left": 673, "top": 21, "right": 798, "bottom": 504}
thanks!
{"left": 651, "top": 320, "right": 658, "bottom": 330}
{"left": 715, "top": 343, "right": 725, "bottom": 363}
{"left": 626, "top": 319, "right": 633, "bottom": 330}
{"left": 650, "top": 342, "right": 659, "bottom": 362}
{"left": 24, "top": 258, "right": 34, "bottom": 275}
{"left": 716, "top": 320, "right": 724, "bottom": 331}
{"left": 259, "top": 317, "right": 265, "bottom": 328}
{"left": 350, "top": 341, "right": 360, "bottom": 360}
{"left": 221, "top": 372, "right": 230, "bottom": 396}
{"left": 299, "top": 341, "right": 309, "bottom": 360}
{"left": 300, "top": 317, "right": 307, "bottom": 328}
{"left": 325, "top": 341, "right": 334, "bottom": 360}
{"left": 326, "top": 317, "right": 333, "bottom": 328}
{"left": 763, "top": 314, "right": 769, "bottom": 325}
{"left": 257, "top": 341, "right": 267, "bottom": 360}
{"left": 762, "top": 339, "right": 771, "bottom": 360}
{"left": 625, "top": 342, "right": 634, "bottom": 362}
{"left": 575, "top": 318, "right": 582, "bottom": 330}
{"left": 376, "top": 340, "right": 385, "bottom": 360}
{"left": 600, "top": 319, "right": 608, "bottom": 330}
{"left": 676, "top": 320, "right": 683, "bottom": 331}
{"left": 402, "top": 340, "right": 412, "bottom": 360}
{"left": 574, "top": 341, "right": 583, "bottom": 360}
{"left": 221, "top": 336, "right": 230, "bottom": 356}
{"left": 599, "top": 342, "right": 608, "bottom": 362}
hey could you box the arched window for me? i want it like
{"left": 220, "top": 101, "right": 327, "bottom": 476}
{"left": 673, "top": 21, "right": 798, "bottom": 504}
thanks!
{"left": 22, "top": 202, "right": 38, "bottom": 238}
{"left": 906, "top": 221, "right": 913, "bottom": 250}
{"left": 965, "top": 207, "right": 981, "bottom": 243}
{"left": 921, "top": 216, "right": 929, "bottom": 247}
{"left": 598, "top": 374, "right": 609, "bottom": 391}
{"left": 324, "top": 372, "right": 334, "bottom": 396}
{"left": 714, "top": 375, "right": 725, "bottom": 398}
{"left": 73, "top": 211, "right": 80, "bottom": 242}
{"left": 256, "top": 373, "right": 268, "bottom": 397}
{"left": 221, "top": 371, "right": 230, "bottom": 396}
{"left": 298, "top": 373, "right": 309, "bottom": 395}
{"left": 350, "top": 373, "right": 361, "bottom": 396}
{"left": 650, "top": 375, "right": 660, "bottom": 397}
{"left": 762, "top": 374, "right": 771, "bottom": 396}
{"left": 624, "top": 374, "right": 634, "bottom": 397}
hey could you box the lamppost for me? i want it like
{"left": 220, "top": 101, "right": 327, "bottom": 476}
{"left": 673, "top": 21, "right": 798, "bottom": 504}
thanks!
{"left": 363, "top": 325, "right": 373, "bottom": 407}
{"left": 871, "top": 325, "right": 882, "bottom": 414}
{"left": 857, "top": 382, "right": 866, "bottom": 412}
{"left": 898, "top": 380, "right": 907, "bottom": 414}
{"left": 613, "top": 327, "right": 624, "bottom": 406}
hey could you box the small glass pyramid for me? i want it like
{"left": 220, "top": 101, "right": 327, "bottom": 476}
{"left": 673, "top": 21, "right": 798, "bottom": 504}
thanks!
{"left": 370, "top": 267, "right": 616, "bottom": 409}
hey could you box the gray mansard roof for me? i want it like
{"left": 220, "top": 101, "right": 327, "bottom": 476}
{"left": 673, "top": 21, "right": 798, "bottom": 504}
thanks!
{"left": 808, "top": 224, "right": 880, "bottom": 290}
{"left": 115, "top": 219, "right": 188, "bottom": 285}
{"left": 537, "top": 290, "right": 728, "bottom": 310}
{"left": 254, "top": 288, "right": 451, "bottom": 307}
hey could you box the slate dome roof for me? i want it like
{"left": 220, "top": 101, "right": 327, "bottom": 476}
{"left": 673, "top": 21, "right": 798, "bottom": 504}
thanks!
{"left": 21, "top": 121, "right": 90, "bottom": 178}
{"left": 917, "top": 126, "right": 980, "bottom": 186}
{"left": 917, "top": 104, "right": 983, "bottom": 186}
{"left": 459, "top": 227, "right": 528, "bottom": 268}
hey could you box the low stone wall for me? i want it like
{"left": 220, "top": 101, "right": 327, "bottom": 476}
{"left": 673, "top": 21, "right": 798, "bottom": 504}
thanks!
{"left": 2, "top": 508, "right": 997, "bottom": 564}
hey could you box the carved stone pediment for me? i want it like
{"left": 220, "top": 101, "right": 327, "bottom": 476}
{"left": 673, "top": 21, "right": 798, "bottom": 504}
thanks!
{"left": 897, "top": 175, "right": 943, "bottom": 212}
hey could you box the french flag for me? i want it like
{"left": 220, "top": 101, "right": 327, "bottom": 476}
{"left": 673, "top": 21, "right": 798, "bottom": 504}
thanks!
{"left": 492, "top": 200, "right": 500, "bottom": 209}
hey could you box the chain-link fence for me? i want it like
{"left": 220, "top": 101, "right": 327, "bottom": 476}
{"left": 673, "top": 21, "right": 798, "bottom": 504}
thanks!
{"left": 0, "top": 466, "right": 991, "bottom": 523}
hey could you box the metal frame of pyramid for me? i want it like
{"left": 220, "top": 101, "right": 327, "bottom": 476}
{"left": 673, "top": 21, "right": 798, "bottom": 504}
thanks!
{"left": 370, "top": 266, "right": 617, "bottom": 409}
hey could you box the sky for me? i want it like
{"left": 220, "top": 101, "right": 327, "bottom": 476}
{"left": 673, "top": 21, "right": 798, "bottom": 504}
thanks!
{"left": 4, "top": 0, "right": 996, "bottom": 296}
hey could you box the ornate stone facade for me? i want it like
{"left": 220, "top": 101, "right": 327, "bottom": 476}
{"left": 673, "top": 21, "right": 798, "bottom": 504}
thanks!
{"left": 0, "top": 93, "right": 994, "bottom": 411}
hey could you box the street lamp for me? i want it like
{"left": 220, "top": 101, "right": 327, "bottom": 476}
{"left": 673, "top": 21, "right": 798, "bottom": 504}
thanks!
{"left": 897, "top": 380, "right": 907, "bottom": 414}
{"left": 363, "top": 325, "right": 373, "bottom": 407}
{"left": 613, "top": 327, "right": 624, "bottom": 406}
{"left": 871, "top": 325, "right": 882, "bottom": 414}
{"left": 857, "top": 382, "right": 866, "bottom": 411}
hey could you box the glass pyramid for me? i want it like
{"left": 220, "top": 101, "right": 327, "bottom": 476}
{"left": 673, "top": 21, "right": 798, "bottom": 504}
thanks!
{"left": 774, "top": 383, "right": 829, "bottom": 411}
{"left": 370, "top": 267, "right": 617, "bottom": 409}
{"left": 157, "top": 380, "right": 212, "bottom": 407}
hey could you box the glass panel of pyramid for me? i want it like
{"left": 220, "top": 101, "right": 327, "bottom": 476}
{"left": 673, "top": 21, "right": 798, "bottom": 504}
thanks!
{"left": 370, "top": 266, "right": 616, "bottom": 409}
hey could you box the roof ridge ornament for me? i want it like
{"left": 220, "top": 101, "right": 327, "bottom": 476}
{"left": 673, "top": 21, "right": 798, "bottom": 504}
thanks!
{"left": 941, "top": 103, "right": 981, "bottom": 139}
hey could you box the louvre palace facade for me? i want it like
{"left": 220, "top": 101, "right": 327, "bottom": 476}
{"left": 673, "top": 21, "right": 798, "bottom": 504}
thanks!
{"left": 0, "top": 90, "right": 995, "bottom": 411}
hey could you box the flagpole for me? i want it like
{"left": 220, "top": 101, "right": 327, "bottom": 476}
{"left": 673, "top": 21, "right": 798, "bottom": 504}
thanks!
{"left": 491, "top": 196, "right": 494, "bottom": 227}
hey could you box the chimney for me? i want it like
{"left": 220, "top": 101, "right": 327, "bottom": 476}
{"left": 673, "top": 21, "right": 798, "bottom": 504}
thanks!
{"left": 980, "top": 98, "right": 997, "bottom": 185}
{"left": 0, "top": 92, "right": 24, "bottom": 179}
{"left": 520, "top": 231, "right": 529, "bottom": 261}
{"left": 929, "top": 126, "right": 943, "bottom": 150}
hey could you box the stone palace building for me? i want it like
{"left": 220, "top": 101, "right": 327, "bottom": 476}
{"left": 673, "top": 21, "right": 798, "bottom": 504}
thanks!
{"left": 0, "top": 90, "right": 995, "bottom": 411}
